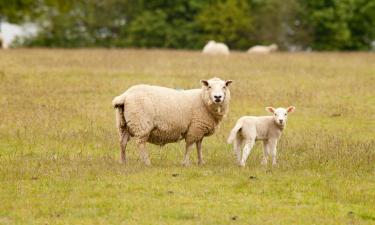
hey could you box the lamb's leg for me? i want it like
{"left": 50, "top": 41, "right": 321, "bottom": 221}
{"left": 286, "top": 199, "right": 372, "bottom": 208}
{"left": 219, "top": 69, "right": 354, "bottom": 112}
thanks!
{"left": 234, "top": 135, "right": 242, "bottom": 164}
{"left": 137, "top": 140, "right": 151, "bottom": 166}
{"left": 196, "top": 139, "right": 204, "bottom": 165}
{"left": 182, "top": 142, "right": 194, "bottom": 166}
{"left": 119, "top": 129, "right": 130, "bottom": 164}
{"left": 261, "top": 140, "right": 269, "bottom": 165}
{"left": 240, "top": 139, "right": 255, "bottom": 167}
{"left": 268, "top": 139, "right": 278, "bottom": 166}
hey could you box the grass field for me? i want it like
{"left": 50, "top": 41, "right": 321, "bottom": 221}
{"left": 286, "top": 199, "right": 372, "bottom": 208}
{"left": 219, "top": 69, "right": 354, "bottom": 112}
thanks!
{"left": 0, "top": 49, "right": 374, "bottom": 224}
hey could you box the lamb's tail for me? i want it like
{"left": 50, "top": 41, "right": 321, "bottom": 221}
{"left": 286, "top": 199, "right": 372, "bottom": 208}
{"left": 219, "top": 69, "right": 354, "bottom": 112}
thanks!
{"left": 112, "top": 94, "right": 127, "bottom": 130}
{"left": 227, "top": 120, "right": 243, "bottom": 144}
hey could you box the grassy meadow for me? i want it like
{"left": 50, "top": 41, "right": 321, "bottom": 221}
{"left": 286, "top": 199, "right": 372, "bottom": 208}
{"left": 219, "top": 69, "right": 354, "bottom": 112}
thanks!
{"left": 0, "top": 49, "right": 375, "bottom": 224}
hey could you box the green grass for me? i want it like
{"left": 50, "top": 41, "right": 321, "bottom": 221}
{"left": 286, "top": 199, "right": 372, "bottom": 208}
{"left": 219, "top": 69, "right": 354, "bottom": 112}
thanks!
{"left": 0, "top": 49, "right": 374, "bottom": 224}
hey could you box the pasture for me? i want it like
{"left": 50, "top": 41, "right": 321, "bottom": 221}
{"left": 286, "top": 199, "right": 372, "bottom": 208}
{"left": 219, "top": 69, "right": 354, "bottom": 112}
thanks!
{"left": 0, "top": 49, "right": 374, "bottom": 224}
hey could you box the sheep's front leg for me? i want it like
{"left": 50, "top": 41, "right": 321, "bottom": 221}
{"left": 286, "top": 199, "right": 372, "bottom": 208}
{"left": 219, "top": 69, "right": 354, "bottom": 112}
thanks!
{"left": 268, "top": 139, "right": 278, "bottom": 166}
{"left": 182, "top": 143, "right": 194, "bottom": 166}
{"left": 240, "top": 139, "right": 255, "bottom": 167}
{"left": 137, "top": 141, "right": 151, "bottom": 166}
{"left": 261, "top": 140, "right": 269, "bottom": 165}
{"left": 196, "top": 139, "right": 205, "bottom": 165}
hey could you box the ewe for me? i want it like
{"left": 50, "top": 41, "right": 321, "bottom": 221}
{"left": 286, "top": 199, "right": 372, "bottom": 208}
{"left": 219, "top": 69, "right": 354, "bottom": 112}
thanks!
{"left": 227, "top": 106, "right": 295, "bottom": 167}
{"left": 202, "top": 40, "right": 230, "bottom": 55}
{"left": 112, "top": 77, "right": 233, "bottom": 166}
{"left": 247, "top": 44, "right": 278, "bottom": 54}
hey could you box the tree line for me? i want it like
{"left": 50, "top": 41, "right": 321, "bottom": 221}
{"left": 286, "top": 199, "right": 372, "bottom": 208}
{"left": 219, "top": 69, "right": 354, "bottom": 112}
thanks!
{"left": 1, "top": 0, "right": 375, "bottom": 50}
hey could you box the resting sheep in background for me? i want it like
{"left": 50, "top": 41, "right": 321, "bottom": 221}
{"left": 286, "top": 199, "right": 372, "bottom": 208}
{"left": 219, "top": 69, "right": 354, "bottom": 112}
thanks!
{"left": 202, "top": 40, "right": 230, "bottom": 55}
{"left": 112, "top": 77, "right": 233, "bottom": 166}
{"left": 227, "top": 106, "right": 295, "bottom": 167}
{"left": 247, "top": 44, "right": 278, "bottom": 54}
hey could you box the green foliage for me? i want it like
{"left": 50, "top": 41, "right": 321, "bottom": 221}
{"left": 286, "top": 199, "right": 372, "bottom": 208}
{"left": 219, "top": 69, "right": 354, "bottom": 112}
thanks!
{"left": 196, "top": 0, "right": 253, "bottom": 49}
{"left": 300, "top": 0, "right": 375, "bottom": 50}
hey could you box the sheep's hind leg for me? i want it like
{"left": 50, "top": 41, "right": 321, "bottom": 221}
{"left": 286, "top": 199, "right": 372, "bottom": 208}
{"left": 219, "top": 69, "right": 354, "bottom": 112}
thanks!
{"left": 182, "top": 142, "right": 194, "bottom": 167}
{"left": 196, "top": 139, "right": 205, "bottom": 165}
{"left": 240, "top": 139, "right": 255, "bottom": 167}
{"left": 119, "top": 129, "right": 130, "bottom": 164}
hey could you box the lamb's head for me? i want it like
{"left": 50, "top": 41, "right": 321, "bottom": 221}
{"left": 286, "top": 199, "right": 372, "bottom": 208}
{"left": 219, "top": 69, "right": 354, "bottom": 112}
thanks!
{"left": 201, "top": 77, "right": 233, "bottom": 105}
{"left": 266, "top": 106, "right": 295, "bottom": 126}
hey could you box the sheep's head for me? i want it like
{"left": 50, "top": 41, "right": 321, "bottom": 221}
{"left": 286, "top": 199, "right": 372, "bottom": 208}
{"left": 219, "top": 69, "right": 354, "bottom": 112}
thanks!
{"left": 270, "top": 44, "right": 278, "bottom": 51}
{"left": 266, "top": 106, "right": 295, "bottom": 127}
{"left": 201, "top": 77, "right": 232, "bottom": 105}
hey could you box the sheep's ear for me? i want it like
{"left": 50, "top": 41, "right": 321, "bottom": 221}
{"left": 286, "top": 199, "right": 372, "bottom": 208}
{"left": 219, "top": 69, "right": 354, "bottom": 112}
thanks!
{"left": 225, "top": 80, "right": 233, "bottom": 87}
{"left": 266, "top": 107, "right": 275, "bottom": 113}
{"left": 287, "top": 106, "right": 296, "bottom": 113}
{"left": 201, "top": 80, "right": 209, "bottom": 87}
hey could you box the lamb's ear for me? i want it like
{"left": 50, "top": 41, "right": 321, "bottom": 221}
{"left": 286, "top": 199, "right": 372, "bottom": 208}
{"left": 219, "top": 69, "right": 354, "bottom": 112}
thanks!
{"left": 225, "top": 80, "right": 233, "bottom": 87}
{"left": 200, "top": 80, "right": 209, "bottom": 87}
{"left": 287, "top": 106, "right": 296, "bottom": 113}
{"left": 266, "top": 107, "right": 275, "bottom": 113}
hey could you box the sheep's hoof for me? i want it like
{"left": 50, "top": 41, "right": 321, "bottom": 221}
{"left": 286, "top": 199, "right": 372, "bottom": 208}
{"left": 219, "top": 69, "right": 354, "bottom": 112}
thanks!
{"left": 198, "top": 160, "right": 205, "bottom": 166}
{"left": 182, "top": 161, "right": 191, "bottom": 167}
{"left": 239, "top": 161, "right": 246, "bottom": 167}
{"left": 119, "top": 159, "right": 127, "bottom": 165}
{"left": 272, "top": 162, "right": 278, "bottom": 167}
{"left": 261, "top": 159, "right": 268, "bottom": 166}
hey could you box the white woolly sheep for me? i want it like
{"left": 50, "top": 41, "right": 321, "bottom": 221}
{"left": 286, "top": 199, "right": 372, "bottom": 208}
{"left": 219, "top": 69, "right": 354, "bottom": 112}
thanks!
{"left": 227, "top": 106, "right": 295, "bottom": 167}
{"left": 247, "top": 44, "right": 278, "bottom": 54}
{"left": 112, "top": 77, "right": 233, "bottom": 166}
{"left": 202, "top": 40, "right": 230, "bottom": 55}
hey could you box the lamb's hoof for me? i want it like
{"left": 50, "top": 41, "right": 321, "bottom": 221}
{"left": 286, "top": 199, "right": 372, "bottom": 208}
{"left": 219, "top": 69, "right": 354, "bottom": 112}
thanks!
{"left": 239, "top": 161, "right": 246, "bottom": 167}
{"left": 272, "top": 162, "right": 278, "bottom": 167}
{"left": 144, "top": 160, "right": 151, "bottom": 166}
{"left": 198, "top": 160, "right": 206, "bottom": 166}
{"left": 261, "top": 160, "right": 268, "bottom": 166}
{"left": 182, "top": 161, "right": 191, "bottom": 167}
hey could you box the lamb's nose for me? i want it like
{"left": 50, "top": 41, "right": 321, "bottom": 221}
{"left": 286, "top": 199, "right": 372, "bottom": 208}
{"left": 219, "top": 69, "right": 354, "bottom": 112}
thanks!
{"left": 214, "top": 95, "right": 222, "bottom": 99}
{"left": 279, "top": 119, "right": 283, "bottom": 123}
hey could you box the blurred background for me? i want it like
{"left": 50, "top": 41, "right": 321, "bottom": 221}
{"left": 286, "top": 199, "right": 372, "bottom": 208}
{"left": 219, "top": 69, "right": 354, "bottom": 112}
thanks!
{"left": 0, "top": 0, "right": 375, "bottom": 51}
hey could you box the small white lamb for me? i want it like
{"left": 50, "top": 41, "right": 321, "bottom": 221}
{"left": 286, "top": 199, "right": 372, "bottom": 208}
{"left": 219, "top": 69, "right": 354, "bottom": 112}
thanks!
{"left": 227, "top": 106, "right": 295, "bottom": 167}
{"left": 202, "top": 40, "right": 230, "bottom": 55}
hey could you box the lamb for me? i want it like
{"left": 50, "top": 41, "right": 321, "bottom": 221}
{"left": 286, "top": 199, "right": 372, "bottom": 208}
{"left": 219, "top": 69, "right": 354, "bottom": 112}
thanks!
{"left": 202, "top": 40, "right": 230, "bottom": 55}
{"left": 227, "top": 106, "right": 295, "bottom": 167}
{"left": 247, "top": 44, "right": 278, "bottom": 54}
{"left": 112, "top": 77, "right": 233, "bottom": 166}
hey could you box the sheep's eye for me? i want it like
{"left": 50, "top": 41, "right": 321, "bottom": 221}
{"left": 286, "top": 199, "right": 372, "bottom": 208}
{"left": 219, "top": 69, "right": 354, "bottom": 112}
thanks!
{"left": 285, "top": 113, "right": 287, "bottom": 116}
{"left": 208, "top": 86, "right": 212, "bottom": 89}
{"left": 274, "top": 113, "right": 277, "bottom": 116}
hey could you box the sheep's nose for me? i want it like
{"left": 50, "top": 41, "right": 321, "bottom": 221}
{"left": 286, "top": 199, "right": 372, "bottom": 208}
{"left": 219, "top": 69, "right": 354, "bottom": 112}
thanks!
{"left": 279, "top": 119, "right": 283, "bottom": 123}
{"left": 214, "top": 95, "right": 222, "bottom": 102}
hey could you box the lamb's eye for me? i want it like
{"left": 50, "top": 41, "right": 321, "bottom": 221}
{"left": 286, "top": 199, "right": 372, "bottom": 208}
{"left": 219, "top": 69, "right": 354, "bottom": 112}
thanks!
{"left": 274, "top": 113, "right": 277, "bottom": 116}
{"left": 285, "top": 113, "right": 287, "bottom": 116}
{"left": 208, "top": 86, "right": 212, "bottom": 89}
